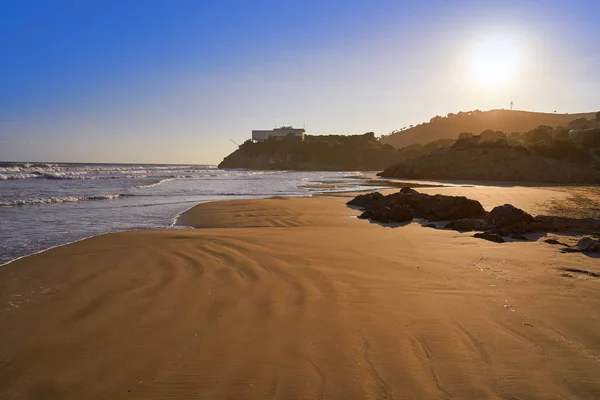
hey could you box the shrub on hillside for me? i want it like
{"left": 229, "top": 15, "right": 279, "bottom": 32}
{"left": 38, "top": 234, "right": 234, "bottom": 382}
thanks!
{"left": 523, "top": 125, "right": 553, "bottom": 145}
{"left": 453, "top": 132, "right": 512, "bottom": 149}
{"left": 569, "top": 118, "right": 590, "bottom": 130}
{"left": 528, "top": 139, "right": 591, "bottom": 163}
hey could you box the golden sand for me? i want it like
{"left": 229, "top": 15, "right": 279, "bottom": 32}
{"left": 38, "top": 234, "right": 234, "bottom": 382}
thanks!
{"left": 1, "top": 194, "right": 599, "bottom": 399}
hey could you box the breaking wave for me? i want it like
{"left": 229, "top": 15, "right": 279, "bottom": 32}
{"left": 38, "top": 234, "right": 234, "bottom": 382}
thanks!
{"left": 0, "top": 173, "right": 39, "bottom": 180}
{"left": 0, "top": 193, "right": 122, "bottom": 207}
{"left": 0, "top": 162, "right": 217, "bottom": 181}
{"left": 134, "top": 177, "right": 176, "bottom": 189}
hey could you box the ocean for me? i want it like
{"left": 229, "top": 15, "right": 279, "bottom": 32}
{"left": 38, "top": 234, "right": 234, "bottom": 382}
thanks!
{"left": 0, "top": 162, "right": 377, "bottom": 265}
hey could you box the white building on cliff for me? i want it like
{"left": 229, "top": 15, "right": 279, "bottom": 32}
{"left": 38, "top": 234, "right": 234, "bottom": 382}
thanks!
{"left": 252, "top": 126, "right": 305, "bottom": 142}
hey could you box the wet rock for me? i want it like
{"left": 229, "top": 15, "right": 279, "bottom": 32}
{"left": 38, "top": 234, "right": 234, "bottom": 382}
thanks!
{"left": 358, "top": 210, "right": 374, "bottom": 219}
{"left": 474, "top": 232, "right": 505, "bottom": 243}
{"left": 445, "top": 220, "right": 473, "bottom": 232}
{"left": 386, "top": 204, "right": 414, "bottom": 223}
{"left": 372, "top": 210, "right": 389, "bottom": 222}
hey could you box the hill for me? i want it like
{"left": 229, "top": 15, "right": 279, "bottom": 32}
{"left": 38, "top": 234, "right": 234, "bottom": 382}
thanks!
{"left": 380, "top": 109, "right": 598, "bottom": 149}
{"left": 379, "top": 135, "right": 600, "bottom": 184}
{"left": 218, "top": 133, "right": 401, "bottom": 171}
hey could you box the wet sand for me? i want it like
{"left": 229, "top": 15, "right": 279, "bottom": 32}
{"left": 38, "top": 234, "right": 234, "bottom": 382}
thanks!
{"left": 1, "top": 192, "right": 600, "bottom": 399}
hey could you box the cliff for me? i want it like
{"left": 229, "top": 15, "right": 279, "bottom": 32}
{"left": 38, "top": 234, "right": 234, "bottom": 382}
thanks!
{"left": 218, "top": 133, "right": 401, "bottom": 171}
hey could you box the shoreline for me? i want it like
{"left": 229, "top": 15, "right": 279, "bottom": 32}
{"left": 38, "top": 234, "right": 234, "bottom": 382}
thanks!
{"left": 3, "top": 181, "right": 598, "bottom": 268}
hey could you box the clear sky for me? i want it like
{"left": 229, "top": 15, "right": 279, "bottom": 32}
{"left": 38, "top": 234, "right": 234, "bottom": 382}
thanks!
{"left": 1, "top": 0, "right": 599, "bottom": 164}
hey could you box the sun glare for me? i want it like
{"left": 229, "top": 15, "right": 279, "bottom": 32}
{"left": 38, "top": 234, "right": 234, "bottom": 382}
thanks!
{"left": 469, "top": 35, "right": 520, "bottom": 86}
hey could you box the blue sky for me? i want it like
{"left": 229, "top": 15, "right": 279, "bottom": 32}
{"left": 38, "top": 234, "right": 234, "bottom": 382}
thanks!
{"left": 1, "top": 0, "right": 599, "bottom": 163}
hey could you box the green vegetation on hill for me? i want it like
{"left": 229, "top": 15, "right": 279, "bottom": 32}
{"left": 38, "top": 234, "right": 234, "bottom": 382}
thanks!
{"left": 453, "top": 130, "right": 592, "bottom": 163}
{"left": 380, "top": 109, "right": 598, "bottom": 149}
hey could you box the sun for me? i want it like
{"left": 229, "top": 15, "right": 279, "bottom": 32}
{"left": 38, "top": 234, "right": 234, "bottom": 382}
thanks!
{"left": 468, "top": 35, "right": 520, "bottom": 86}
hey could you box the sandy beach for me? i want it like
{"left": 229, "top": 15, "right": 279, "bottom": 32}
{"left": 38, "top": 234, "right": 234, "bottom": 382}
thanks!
{"left": 1, "top": 187, "right": 600, "bottom": 399}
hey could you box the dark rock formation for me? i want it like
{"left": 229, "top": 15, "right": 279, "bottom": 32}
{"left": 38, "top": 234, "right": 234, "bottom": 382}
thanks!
{"left": 348, "top": 188, "right": 486, "bottom": 223}
{"left": 445, "top": 220, "right": 473, "bottom": 232}
{"left": 445, "top": 219, "right": 490, "bottom": 232}
{"left": 347, "top": 192, "right": 384, "bottom": 208}
{"left": 545, "top": 238, "right": 566, "bottom": 245}
{"left": 347, "top": 188, "right": 600, "bottom": 249}
{"left": 562, "top": 237, "right": 600, "bottom": 253}
{"left": 474, "top": 233, "right": 505, "bottom": 243}
{"left": 387, "top": 205, "right": 414, "bottom": 223}
{"left": 488, "top": 204, "right": 535, "bottom": 228}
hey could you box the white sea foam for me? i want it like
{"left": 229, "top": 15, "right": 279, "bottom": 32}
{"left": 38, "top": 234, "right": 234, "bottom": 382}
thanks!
{"left": 134, "top": 177, "right": 176, "bottom": 189}
{"left": 0, "top": 193, "right": 122, "bottom": 207}
{"left": 0, "top": 167, "right": 370, "bottom": 265}
{"left": 0, "top": 162, "right": 219, "bottom": 181}
{"left": 0, "top": 173, "right": 39, "bottom": 180}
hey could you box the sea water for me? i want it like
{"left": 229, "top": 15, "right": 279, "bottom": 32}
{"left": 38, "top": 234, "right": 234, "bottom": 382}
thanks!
{"left": 0, "top": 162, "right": 376, "bottom": 265}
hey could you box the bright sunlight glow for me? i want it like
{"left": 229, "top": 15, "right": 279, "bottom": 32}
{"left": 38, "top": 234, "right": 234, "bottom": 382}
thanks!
{"left": 468, "top": 35, "right": 521, "bottom": 86}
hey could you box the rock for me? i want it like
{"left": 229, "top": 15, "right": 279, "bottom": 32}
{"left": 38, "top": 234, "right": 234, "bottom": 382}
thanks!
{"left": 347, "top": 188, "right": 486, "bottom": 223}
{"left": 488, "top": 204, "right": 535, "bottom": 228}
{"left": 401, "top": 193, "right": 486, "bottom": 221}
{"left": 372, "top": 210, "right": 388, "bottom": 223}
{"left": 575, "top": 237, "right": 600, "bottom": 252}
{"left": 474, "top": 232, "right": 505, "bottom": 243}
{"left": 445, "top": 220, "right": 473, "bottom": 232}
{"left": 386, "top": 204, "right": 414, "bottom": 223}
{"left": 346, "top": 192, "right": 384, "bottom": 208}
{"left": 424, "top": 223, "right": 437, "bottom": 228}
{"left": 544, "top": 238, "right": 563, "bottom": 245}
{"left": 358, "top": 210, "right": 374, "bottom": 219}
{"left": 464, "top": 219, "right": 491, "bottom": 231}
{"left": 510, "top": 234, "right": 529, "bottom": 241}
{"left": 446, "top": 218, "right": 490, "bottom": 232}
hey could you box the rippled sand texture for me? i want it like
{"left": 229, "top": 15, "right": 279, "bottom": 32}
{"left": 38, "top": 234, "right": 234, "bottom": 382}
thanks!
{"left": 1, "top": 197, "right": 600, "bottom": 399}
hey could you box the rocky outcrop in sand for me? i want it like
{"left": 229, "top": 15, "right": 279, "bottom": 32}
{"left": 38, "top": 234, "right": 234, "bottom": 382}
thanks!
{"left": 348, "top": 187, "right": 486, "bottom": 222}
{"left": 349, "top": 188, "right": 600, "bottom": 251}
